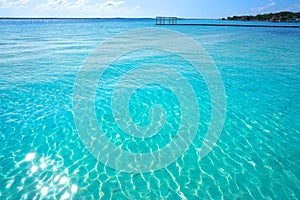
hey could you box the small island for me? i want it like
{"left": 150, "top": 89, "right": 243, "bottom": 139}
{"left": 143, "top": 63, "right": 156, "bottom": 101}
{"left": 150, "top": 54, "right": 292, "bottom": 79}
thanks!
{"left": 224, "top": 11, "right": 300, "bottom": 22}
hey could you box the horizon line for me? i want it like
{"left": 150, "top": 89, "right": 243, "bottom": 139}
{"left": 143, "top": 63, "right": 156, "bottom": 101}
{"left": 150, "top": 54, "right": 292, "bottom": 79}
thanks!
{"left": 0, "top": 17, "right": 219, "bottom": 20}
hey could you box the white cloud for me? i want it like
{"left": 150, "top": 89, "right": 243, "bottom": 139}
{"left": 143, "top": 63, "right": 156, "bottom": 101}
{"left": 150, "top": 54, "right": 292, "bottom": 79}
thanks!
{"left": 36, "top": 0, "right": 93, "bottom": 10}
{"left": 18, "top": 0, "right": 30, "bottom": 4}
{"left": 0, "top": 0, "right": 30, "bottom": 8}
{"left": 95, "top": 0, "right": 124, "bottom": 10}
{"left": 102, "top": 0, "right": 123, "bottom": 7}
{"left": 253, "top": 1, "right": 276, "bottom": 12}
{"left": 36, "top": 0, "right": 69, "bottom": 10}
{"left": 286, "top": 3, "right": 300, "bottom": 12}
{"left": 0, "top": 0, "right": 139, "bottom": 17}
{"left": 68, "top": 0, "right": 91, "bottom": 10}
{"left": 36, "top": 0, "right": 124, "bottom": 11}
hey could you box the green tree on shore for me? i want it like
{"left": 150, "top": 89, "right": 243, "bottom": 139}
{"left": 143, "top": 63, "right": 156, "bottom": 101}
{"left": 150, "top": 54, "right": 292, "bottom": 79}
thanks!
{"left": 227, "top": 12, "right": 300, "bottom": 22}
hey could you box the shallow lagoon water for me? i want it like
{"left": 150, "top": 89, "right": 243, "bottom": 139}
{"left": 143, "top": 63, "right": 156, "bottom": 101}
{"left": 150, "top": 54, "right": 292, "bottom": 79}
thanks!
{"left": 0, "top": 19, "right": 299, "bottom": 199}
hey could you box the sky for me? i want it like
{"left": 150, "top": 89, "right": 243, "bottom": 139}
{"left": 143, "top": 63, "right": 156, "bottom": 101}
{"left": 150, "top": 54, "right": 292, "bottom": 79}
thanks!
{"left": 0, "top": 0, "right": 300, "bottom": 18}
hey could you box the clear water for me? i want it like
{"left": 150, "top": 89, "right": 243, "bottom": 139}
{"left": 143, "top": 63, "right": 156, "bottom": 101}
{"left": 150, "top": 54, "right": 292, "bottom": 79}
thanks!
{"left": 0, "top": 19, "right": 299, "bottom": 199}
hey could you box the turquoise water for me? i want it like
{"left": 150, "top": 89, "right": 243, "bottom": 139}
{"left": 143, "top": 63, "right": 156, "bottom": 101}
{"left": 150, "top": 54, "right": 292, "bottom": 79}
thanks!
{"left": 0, "top": 19, "right": 300, "bottom": 199}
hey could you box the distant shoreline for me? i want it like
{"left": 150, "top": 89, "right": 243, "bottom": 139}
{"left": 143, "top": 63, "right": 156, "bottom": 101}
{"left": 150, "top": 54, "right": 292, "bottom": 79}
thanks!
{"left": 224, "top": 11, "right": 300, "bottom": 23}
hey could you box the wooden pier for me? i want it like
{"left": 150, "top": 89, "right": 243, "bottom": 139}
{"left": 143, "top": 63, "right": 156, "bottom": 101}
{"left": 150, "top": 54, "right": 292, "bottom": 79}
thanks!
{"left": 156, "top": 17, "right": 177, "bottom": 25}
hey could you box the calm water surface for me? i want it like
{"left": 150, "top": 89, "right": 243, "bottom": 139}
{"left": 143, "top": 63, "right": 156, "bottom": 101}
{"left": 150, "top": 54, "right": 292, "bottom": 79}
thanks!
{"left": 0, "top": 19, "right": 299, "bottom": 199}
